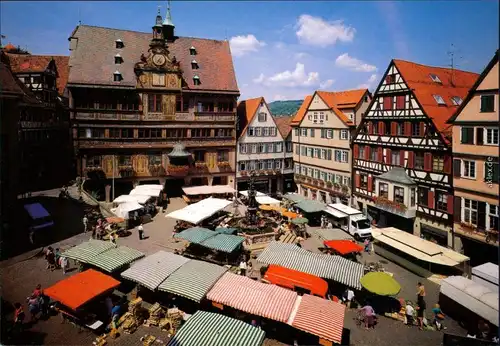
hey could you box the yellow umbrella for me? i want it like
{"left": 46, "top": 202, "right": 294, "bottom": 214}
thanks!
{"left": 259, "top": 205, "right": 273, "bottom": 211}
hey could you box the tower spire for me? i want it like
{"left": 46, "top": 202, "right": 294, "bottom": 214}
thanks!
{"left": 163, "top": 0, "right": 174, "bottom": 27}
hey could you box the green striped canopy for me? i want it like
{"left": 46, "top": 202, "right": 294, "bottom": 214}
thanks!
{"left": 167, "top": 311, "right": 265, "bottom": 346}
{"left": 158, "top": 260, "right": 228, "bottom": 302}
{"left": 87, "top": 246, "right": 145, "bottom": 273}
{"left": 215, "top": 227, "right": 238, "bottom": 235}
{"left": 62, "top": 240, "right": 115, "bottom": 263}
{"left": 174, "top": 227, "right": 215, "bottom": 243}
{"left": 200, "top": 234, "right": 245, "bottom": 253}
{"left": 296, "top": 200, "right": 326, "bottom": 213}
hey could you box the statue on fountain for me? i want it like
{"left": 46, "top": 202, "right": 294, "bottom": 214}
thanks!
{"left": 246, "top": 170, "right": 259, "bottom": 225}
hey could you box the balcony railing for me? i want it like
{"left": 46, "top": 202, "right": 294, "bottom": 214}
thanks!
{"left": 74, "top": 111, "right": 140, "bottom": 121}
{"left": 167, "top": 164, "right": 189, "bottom": 178}
{"left": 294, "top": 174, "right": 350, "bottom": 197}
{"left": 194, "top": 113, "right": 236, "bottom": 122}
{"left": 372, "top": 196, "right": 416, "bottom": 219}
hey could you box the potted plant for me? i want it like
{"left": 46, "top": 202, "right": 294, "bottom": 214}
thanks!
{"left": 333, "top": 182, "right": 340, "bottom": 190}
{"left": 341, "top": 184, "right": 349, "bottom": 193}
{"left": 326, "top": 181, "right": 333, "bottom": 188}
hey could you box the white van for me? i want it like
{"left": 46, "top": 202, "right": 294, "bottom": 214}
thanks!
{"left": 324, "top": 203, "right": 372, "bottom": 240}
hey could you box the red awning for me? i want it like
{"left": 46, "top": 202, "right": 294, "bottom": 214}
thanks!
{"left": 45, "top": 269, "right": 120, "bottom": 310}
{"left": 323, "top": 240, "right": 363, "bottom": 256}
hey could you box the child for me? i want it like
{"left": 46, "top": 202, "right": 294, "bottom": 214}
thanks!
{"left": 405, "top": 301, "right": 415, "bottom": 326}
{"left": 432, "top": 304, "right": 445, "bottom": 330}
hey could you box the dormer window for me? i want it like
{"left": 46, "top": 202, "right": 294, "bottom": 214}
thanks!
{"left": 190, "top": 46, "right": 196, "bottom": 55}
{"left": 193, "top": 75, "right": 200, "bottom": 86}
{"left": 113, "top": 71, "right": 122, "bottom": 82}
{"left": 451, "top": 96, "right": 463, "bottom": 106}
{"left": 429, "top": 74, "right": 442, "bottom": 83}
{"left": 115, "top": 39, "right": 124, "bottom": 49}
{"left": 114, "top": 54, "right": 123, "bottom": 64}
{"left": 433, "top": 94, "right": 446, "bottom": 105}
{"left": 191, "top": 60, "right": 199, "bottom": 69}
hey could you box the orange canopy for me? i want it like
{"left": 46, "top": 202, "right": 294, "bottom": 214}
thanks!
{"left": 323, "top": 240, "right": 364, "bottom": 256}
{"left": 45, "top": 269, "right": 120, "bottom": 310}
{"left": 106, "top": 217, "right": 125, "bottom": 224}
{"left": 282, "top": 211, "right": 298, "bottom": 219}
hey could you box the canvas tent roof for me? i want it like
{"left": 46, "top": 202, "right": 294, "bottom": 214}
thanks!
{"left": 166, "top": 197, "right": 232, "bottom": 224}
{"left": 182, "top": 185, "right": 235, "bottom": 195}
{"left": 24, "top": 203, "right": 50, "bottom": 219}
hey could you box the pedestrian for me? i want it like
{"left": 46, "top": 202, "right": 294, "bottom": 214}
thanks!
{"left": 91, "top": 226, "right": 96, "bottom": 239}
{"left": 13, "top": 302, "right": 25, "bottom": 333}
{"left": 39, "top": 292, "right": 50, "bottom": 318}
{"left": 83, "top": 215, "right": 88, "bottom": 233}
{"left": 60, "top": 255, "right": 69, "bottom": 275}
{"left": 55, "top": 248, "right": 61, "bottom": 268}
{"left": 138, "top": 224, "right": 144, "bottom": 240}
{"left": 239, "top": 259, "right": 247, "bottom": 276}
{"left": 110, "top": 233, "right": 117, "bottom": 245}
{"left": 45, "top": 247, "right": 56, "bottom": 271}
{"left": 27, "top": 295, "right": 40, "bottom": 322}
{"left": 105, "top": 297, "right": 113, "bottom": 317}
{"left": 359, "top": 303, "right": 376, "bottom": 329}
{"left": 342, "top": 288, "right": 355, "bottom": 309}
{"left": 32, "top": 284, "right": 43, "bottom": 298}
{"left": 364, "top": 239, "right": 371, "bottom": 253}
{"left": 327, "top": 221, "right": 333, "bottom": 229}
{"left": 111, "top": 303, "right": 121, "bottom": 329}
{"left": 416, "top": 296, "right": 426, "bottom": 330}
{"left": 405, "top": 301, "right": 415, "bottom": 326}
{"left": 432, "top": 303, "right": 445, "bottom": 330}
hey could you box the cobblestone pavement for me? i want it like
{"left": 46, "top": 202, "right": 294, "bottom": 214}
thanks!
{"left": 1, "top": 198, "right": 467, "bottom": 345}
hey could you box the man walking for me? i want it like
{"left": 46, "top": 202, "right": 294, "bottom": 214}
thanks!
{"left": 138, "top": 224, "right": 144, "bottom": 240}
{"left": 239, "top": 259, "right": 247, "bottom": 276}
{"left": 83, "top": 215, "right": 88, "bottom": 233}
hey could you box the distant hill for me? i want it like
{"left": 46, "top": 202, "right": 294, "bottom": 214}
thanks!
{"left": 268, "top": 100, "right": 303, "bottom": 117}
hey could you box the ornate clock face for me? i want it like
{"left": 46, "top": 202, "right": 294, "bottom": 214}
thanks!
{"left": 152, "top": 54, "right": 166, "bottom": 66}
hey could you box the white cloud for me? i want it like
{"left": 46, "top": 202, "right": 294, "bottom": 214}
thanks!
{"left": 296, "top": 15, "right": 355, "bottom": 47}
{"left": 229, "top": 34, "right": 266, "bottom": 57}
{"left": 335, "top": 53, "right": 377, "bottom": 72}
{"left": 358, "top": 74, "right": 379, "bottom": 89}
{"left": 319, "top": 79, "right": 335, "bottom": 89}
{"left": 274, "top": 42, "right": 285, "bottom": 49}
{"left": 255, "top": 63, "right": 320, "bottom": 88}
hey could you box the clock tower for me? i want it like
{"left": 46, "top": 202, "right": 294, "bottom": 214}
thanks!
{"left": 150, "top": 7, "right": 165, "bottom": 49}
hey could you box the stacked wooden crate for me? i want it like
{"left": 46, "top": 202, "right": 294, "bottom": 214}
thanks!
{"left": 145, "top": 303, "right": 164, "bottom": 326}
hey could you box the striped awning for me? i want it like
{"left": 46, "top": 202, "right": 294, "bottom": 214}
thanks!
{"left": 257, "top": 242, "right": 363, "bottom": 289}
{"left": 86, "top": 246, "right": 145, "bottom": 273}
{"left": 206, "top": 272, "right": 298, "bottom": 323}
{"left": 158, "top": 260, "right": 228, "bottom": 302}
{"left": 288, "top": 295, "right": 345, "bottom": 344}
{"left": 174, "top": 227, "right": 215, "bottom": 243}
{"left": 200, "top": 234, "right": 245, "bottom": 253}
{"left": 121, "top": 251, "right": 190, "bottom": 291}
{"left": 215, "top": 227, "right": 238, "bottom": 235}
{"left": 62, "top": 240, "right": 115, "bottom": 263}
{"left": 168, "top": 311, "right": 265, "bottom": 346}
{"left": 315, "top": 228, "right": 354, "bottom": 241}
{"left": 296, "top": 200, "right": 326, "bottom": 213}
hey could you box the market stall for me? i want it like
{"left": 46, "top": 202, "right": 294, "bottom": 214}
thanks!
{"left": 86, "top": 246, "right": 145, "bottom": 273}
{"left": 372, "top": 227, "right": 470, "bottom": 278}
{"left": 62, "top": 240, "right": 116, "bottom": 265}
{"left": 182, "top": 185, "right": 235, "bottom": 204}
{"left": 472, "top": 263, "right": 498, "bottom": 292}
{"left": 294, "top": 200, "right": 326, "bottom": 226}
{"left": 360, "top": 272, "right": 401, "bottom": 296}
{"left": 113, "top": 194, "right": 151, "bottom": 205}
{"left": 282, "top": 193, "right": 306, "bottom": 204}
{"left": 158, "top": 259, "right": 228, "bottom": 303}
{"left": 167, "top": 311, "right": 266, "bottom": 346}
{"left": 257, "top": 241, "right": 363, "bottom": 290}
{"left": 166, "top": 197, "right": 232, "bottom": 225}
{"left": 288, "top": 294, "right": 346, "bottom": 345}
{"left": 44, "top": 269, "right": 121, "bottom": 332}
{"left": 121, "top": 251, "right": 190, "bottom": 291}
{"left": 111, "top": 201, "right": 143, "bottom": 219}
{"left": 323, "top": 240, "right": 363, "bottom": 258}
{"left": 440, "top": 275, "right": 498, "bottom": 327}
{"left": 206, "top": 272, "right": 299, "bottom": 323}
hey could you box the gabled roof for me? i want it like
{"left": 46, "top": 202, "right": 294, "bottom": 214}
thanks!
{"left": 291, "top": 95, "right": 313, "bottom": 125}
{"left": 5, "top": 53, "right": 70, "bottom": 95}
{"left": 377, "top": 167, "right": 416, "bottom": 185}
{"left": 68, "top": 25, "right": 239, "bottom": 92}
{"left": 392, "top": 59, "right": 479, "bottom": 136}
{"left": 447, "top": 50, "right": 499, "bottom": 124}
{"left": 0, "top": 55, "right": 42, "bottom": 105}
{"left": 291, "top": 89, "right": 368, "bottom": 126}
{"left": 273, "top": 116, "right": 292, "bottom": 138}
{"left": 237, "top": 97, "right": 275, "bottom": 138}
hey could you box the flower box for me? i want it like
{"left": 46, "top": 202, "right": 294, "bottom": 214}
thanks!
{"left": 195, "top": 162, "right": 207, "bottom": 168}
{"left": 167, "top": 165, "right": 189, "bottom": 177}
{"left": 460, "top": 222, "right": 477, "bottom": 233}
{"left": 217, "top": 161, "right": 231, "bottom": 167}
{"left": 241, "top": 171, "right": 248, "bottom": 176}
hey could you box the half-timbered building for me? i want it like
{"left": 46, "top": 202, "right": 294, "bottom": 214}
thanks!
{"left": 352, "top": 59, "right": 479, "bottom": 248}
{"left": 236, "top": 97, "right": 293, "bottom": 195}
{"left": 68, "top": 7, "right": 239, "bottom": 199}
{"left": 2, "top": 52, "right": 73, "bottom": 192}
{"left": 292, "top": 89, "right": 371, "bottom": 205}
{"left": 447, "top": 51, "right": 499, "bottom": 261}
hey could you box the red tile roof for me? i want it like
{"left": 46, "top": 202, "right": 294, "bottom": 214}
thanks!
{"left": 273, "top": 116, "right": 292, "bottom": 139}
{"left": 68, "top": 25, "right": 238, "bottom": 92}
{"left": 0, "top": 53, "right": 42, "bottom": 105}
{"left": 237, "top": 97, "right": 264, "bottom": 138}
{"left": 291, "top": 95, "right": 313, "bottom": 125}
{"left": 393, "top": 59, "right": 479, "bottom": 136}
{"left": 6, "top": 53, "right": 70, "bottom": 95}
{"left": 291, "top": 89, "right": 368, "bottom": 126}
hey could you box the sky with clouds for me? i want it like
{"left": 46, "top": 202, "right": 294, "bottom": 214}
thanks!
{"left": 1, "top": 1, "right": 498, "bottom": 102}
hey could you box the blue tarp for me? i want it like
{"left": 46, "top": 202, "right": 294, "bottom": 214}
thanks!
{"left": 24, "top": 203, "right": 50, "bottom": 220}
